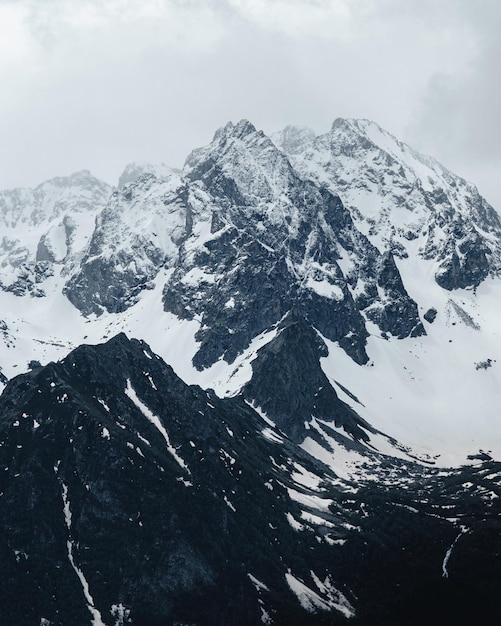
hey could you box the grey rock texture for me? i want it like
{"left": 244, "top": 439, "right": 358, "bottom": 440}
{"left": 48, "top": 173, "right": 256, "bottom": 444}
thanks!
{"left": 162, "top": 119, "right": 423, "bottom": 369}
{"left": 274, "top": 118, "right": 501, "bottom": 291}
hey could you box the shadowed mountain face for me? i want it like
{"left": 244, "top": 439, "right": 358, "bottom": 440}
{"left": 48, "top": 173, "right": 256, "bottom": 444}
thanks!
{"left": 242, "top": 310, "right": 375, "bottom": 443}
{"left": 161, "top": 120, "right": 424, "bottom": 369}
{"left": 0, "top": 334, "right": 500, "bottom": 625}
{"left": 0, "top": 334, "right": 353, "bottom": 625}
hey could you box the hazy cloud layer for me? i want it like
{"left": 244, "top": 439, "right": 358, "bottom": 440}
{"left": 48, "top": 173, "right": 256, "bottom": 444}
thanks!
{"left": 0, "top": 0, "right": 499, "bottom": 207}
{"left": 408, "top": 0, "right": 501, "bottom": 206}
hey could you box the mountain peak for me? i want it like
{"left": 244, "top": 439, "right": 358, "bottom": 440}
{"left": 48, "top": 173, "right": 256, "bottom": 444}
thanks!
{"left": 118, "top": 161, "right": 178, "bottom": 187}
{"left": 271, "top": 124, "right": 316, "bottom": 155}
{"left": 279, "top": 116, "right": 501, "bottom": 291}
{"left": 36, "top": 169, "right": 105, "bottom": 190}
{"left": 213, "top": 119, "right": 257, "bottom": 142}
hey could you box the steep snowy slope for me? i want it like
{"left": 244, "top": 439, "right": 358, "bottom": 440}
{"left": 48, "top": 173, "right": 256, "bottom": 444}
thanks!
{"left": 272, "top": 119, "right": 501, "bottom": 464}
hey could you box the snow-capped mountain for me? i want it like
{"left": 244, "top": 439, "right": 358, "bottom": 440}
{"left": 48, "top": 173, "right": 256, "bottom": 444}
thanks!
{"left": 117, "top": 161, "right": 180, "bottom": 188}
{"left": 1, "top": 118, "right": 501, "bottom": 470}
{"left": 0, "top": 170, "right": 112, "bottom": 297}
{"left": 65, "top": 170, "right": 185, "bottom": 315}
{"left": 2, "top": 117, "right": 501, "bottom": 624}
{"left": 273, "top": 118, "right": 501, "bottom": 290}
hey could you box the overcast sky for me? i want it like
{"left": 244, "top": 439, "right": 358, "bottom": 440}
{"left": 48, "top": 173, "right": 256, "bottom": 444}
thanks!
{"left": 1, "top": 0, "right": 500, "bottom": 208}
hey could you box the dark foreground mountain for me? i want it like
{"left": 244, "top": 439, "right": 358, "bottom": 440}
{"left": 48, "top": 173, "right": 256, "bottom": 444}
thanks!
{"left": 0, "top": 334, "right": 500, "bottom": 625}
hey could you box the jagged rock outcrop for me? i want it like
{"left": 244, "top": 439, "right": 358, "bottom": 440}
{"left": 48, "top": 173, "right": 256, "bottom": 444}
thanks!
{"left": 273, "top": 118, "right": 501, "bottom": 291}
{"left": 0, "top": 171, "right": 112, "bottom": 296}
{"left": 243, "top": 310, "right": 376, "bottom": 442}
{"left": 161, "top": 119, "right": 423, "bottom": 368}
{"left": 64, "top": 173, "right": 187, "bottom": 315}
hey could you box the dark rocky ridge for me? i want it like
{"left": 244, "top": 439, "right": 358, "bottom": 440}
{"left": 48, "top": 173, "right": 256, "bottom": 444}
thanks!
{"left": 2, "top": 117, "right": 500, "bottom": 377}
{"left": 0, "top": 334, "right": 355, "bottom": 625}
{"left": 242, "top": 310, "right": 376, "bottom": 443}
{"left": 0, "top": 334, "right": 500, "bottom": 625}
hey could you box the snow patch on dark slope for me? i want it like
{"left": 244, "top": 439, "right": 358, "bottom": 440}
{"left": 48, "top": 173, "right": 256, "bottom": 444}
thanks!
{"left": 0, "top": 334, "right": 500, "bottom": 625}
{"left": 0, "top": 334, "right": 360, "bottom": 624}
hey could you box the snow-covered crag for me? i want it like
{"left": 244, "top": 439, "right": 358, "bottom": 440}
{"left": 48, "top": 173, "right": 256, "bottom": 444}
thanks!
{"left": 165, "top": 120, "right": 423, "bottom": 369}
{"left": 64, "top": 120, "right": 422, "bottom": 365}
{"left": 0, "top": 170, "right": 112, "bottom": 297}
{"left": 64, "top": 171, "right": 186, "bottom": 315}
{"left": 273, "top": 118, "right": 501, "bottom": 290}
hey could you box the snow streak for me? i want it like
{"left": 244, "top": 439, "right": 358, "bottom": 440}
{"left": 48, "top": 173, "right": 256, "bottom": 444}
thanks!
{"left": 442, "top": 526, "right": 469, "bottom": 578}
{"left": 285, "top": 571, "right": 355, "bottom": 618}
{"left": 59, "top": 481, "right": 107, "bottom": 626}
{"left": 124, "top": 379, "right": 190, "bottom": 473}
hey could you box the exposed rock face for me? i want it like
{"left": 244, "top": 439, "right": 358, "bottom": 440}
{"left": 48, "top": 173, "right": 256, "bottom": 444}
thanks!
{"left": 242, "top": 310, "right": 376, "bottom": 443}
{"left": 161, "top": 120, "right": 423, "bottom": 368}
{"left": 8, "top": 117, "right": 498, "bottom": 375}
{"left": 41, "top": 119, "right": 424, "bottom": 366}
{"left": 424, "top": 307, "right": 438, "bottom": 323}
{"left": 64, "top": 173, "right": 187, "bottom": 315}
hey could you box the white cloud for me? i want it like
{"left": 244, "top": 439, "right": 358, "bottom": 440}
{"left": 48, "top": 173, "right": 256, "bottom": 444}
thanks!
{"left": 0, "top": 3, "right": 32, "bottom": 68}
{"left": 407, "top": 0, "right": 501, "bottom": 206}
{"left": 20, "top": 0, "right": 224, "bottom": 52}
{"left": 225, "top": 0, "right": 359, "bottom": 40}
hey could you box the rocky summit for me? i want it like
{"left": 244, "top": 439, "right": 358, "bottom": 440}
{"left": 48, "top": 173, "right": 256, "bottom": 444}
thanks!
{"left": 1, "top": 118, "right": 501, "bottom": 624}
